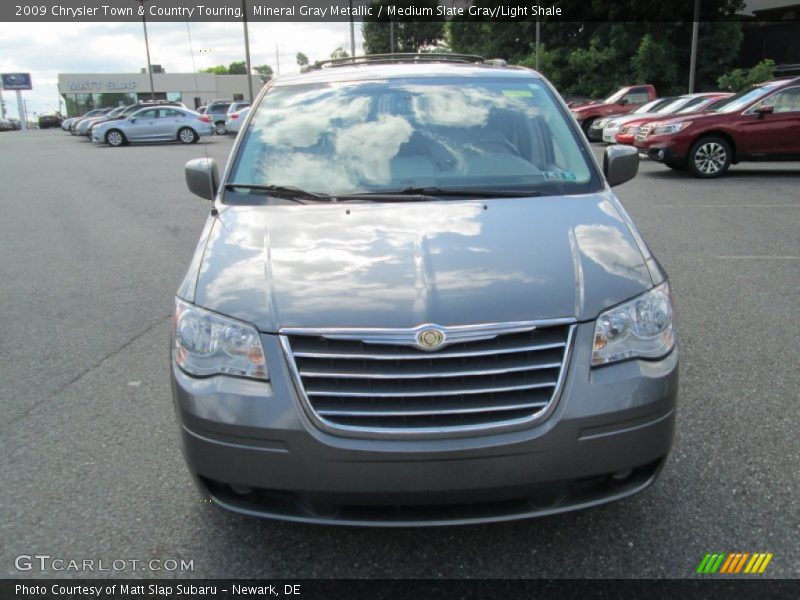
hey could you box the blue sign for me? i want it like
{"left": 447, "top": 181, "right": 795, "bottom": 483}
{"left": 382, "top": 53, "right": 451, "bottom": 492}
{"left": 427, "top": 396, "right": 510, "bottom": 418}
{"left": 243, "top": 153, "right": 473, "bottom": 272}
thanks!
{"left": 1, "top": 73, "right": 32, "bottom": 90}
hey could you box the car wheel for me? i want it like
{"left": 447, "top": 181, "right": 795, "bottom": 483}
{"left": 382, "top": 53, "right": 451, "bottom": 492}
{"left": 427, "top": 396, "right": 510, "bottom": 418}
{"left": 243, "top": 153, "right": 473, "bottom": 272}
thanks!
{"left": 215, "top": 121, "right": 226, "bottom": 135}
{"left": 581, "top": 118, "right": 596, "bottom": 138}
{"left": 688, "top": 136, "right": 731, "bottom": 178}
{"left": 105, "top": 129, "right": 126, "bottom": 147}
{"left": 178, "top": 127, "right": 198, "bottom": 144}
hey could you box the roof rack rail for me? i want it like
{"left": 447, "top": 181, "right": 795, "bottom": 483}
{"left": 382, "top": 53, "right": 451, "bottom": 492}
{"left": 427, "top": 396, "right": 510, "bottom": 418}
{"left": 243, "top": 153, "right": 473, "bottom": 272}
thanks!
{"left": 304, "top": 53, "right": 508, "bottom": 71}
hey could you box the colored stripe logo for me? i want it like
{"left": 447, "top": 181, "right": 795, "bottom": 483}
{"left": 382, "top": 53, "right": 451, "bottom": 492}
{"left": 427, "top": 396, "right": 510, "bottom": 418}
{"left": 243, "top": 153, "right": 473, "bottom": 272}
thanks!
{"left": 696, "top": 552, "right": 773, "bottom": 574}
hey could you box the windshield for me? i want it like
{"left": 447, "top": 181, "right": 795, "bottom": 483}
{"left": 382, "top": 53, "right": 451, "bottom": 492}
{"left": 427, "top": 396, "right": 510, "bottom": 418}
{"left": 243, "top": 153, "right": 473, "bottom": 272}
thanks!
{"left": 632, "top": 98, "right": 667, "bottom": 114}
{"left": 230, "top": 77, "right": 599, "bottom": 200}
{"left": 676, "top": 96, "right": 719, "bottom": 114}
{"left": 603, "top": 88, "right": 628, "bottom": 104}
{"left": 710, "top": 83, "right": 783, "bottom": 113}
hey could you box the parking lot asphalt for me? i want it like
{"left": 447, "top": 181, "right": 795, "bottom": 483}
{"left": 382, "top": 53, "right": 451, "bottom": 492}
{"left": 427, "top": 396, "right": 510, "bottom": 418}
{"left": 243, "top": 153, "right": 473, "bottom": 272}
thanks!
{"left": 1, "top": 130, "right": 798, "bottom": 579}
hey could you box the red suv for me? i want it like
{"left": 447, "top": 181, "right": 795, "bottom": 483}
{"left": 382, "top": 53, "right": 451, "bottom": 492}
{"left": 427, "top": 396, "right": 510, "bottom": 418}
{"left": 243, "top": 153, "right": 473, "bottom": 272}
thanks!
{"left": 635, "top": 78, "right": 800, "bottom": 177}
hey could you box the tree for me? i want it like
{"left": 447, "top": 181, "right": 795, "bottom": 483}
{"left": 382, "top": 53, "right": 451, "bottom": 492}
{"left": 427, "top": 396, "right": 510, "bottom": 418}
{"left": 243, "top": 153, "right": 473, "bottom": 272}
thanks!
{"left": 228, "top": 61, "right": 247, "bottom": 75}
{"left": 362, "top": 0, "right": 445, "bottom": 54}
{"left": 296, "top": 52, "right": 309, "bottom": 67}
{"left": 449, "top": 0, "right": 746, "bottom": 97}
{"left": 331, "top": 47, "right": 350, "bottom": 60}
{"left": 718, "top": 59, "right": 776, "bottom": 91}
{"left": 202, "top": 65, "right": 228, "bottom": 74}
{"left": 254, "top": 65, "right": 274, "bottom": 81}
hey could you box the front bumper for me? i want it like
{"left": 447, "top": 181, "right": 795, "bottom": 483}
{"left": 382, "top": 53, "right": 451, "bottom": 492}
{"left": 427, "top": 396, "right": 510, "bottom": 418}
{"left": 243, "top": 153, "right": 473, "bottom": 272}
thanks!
{"left": 172, "top": 322, "right": 679, "bottom": 526}
{"left": 602, "top": 127, "right": 620, "bottom": 144}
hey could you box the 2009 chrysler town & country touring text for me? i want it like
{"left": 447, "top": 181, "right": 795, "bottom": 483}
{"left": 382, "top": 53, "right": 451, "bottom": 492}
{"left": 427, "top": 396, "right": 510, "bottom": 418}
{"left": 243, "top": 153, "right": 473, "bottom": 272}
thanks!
{"left": 172, "top": 54, "right": 678, "bottom": 526}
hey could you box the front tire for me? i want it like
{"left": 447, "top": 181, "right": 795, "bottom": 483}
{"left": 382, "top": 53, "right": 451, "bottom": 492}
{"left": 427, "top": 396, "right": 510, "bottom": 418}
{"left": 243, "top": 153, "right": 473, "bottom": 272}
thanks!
{"left": 687, "top": 136, "right": 731, "bottom": 178}
{"left": 178, "top": 127, "right": 198, "bottom": 144}
{"left": 215, "top": 121, "right": 226, "bottom": 135}
{"left": 105, "top": 129, "right": 126, "bottom": 147}
{"left": 581, "top": 118, "right": 596, "bottom": 138}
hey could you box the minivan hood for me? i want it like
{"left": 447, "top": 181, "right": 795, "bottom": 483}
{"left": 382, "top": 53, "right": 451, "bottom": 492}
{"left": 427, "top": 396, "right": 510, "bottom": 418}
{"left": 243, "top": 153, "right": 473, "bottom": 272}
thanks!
{"left": 192, "top": 193, "right": 655, "bottom": 332}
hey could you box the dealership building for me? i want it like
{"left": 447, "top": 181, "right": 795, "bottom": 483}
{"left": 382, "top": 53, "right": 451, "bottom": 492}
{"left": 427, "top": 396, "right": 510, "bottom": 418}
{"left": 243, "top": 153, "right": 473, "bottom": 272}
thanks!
{"left": 57, "top": 71, "right": 264, "bottom": 116}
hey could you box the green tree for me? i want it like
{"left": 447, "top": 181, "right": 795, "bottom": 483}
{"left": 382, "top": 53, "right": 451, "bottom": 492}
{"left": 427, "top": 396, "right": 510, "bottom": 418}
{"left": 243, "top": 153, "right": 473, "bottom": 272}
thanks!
{"left": 362, "top": 0, "right": 445, "bottom": 54}
{"left": 331, "top": 47, "right": 350, "bottom": 60}
{"left": 448, "top": 0, "right": 745, "bottom": 97}
{"left": 296, "top": 52, "right": 309, "bottom": 67}
{"left": 202, "top": 65, "right": 228, "bottom": 74}
{"left": 253, "top": 64, "right": 274, "bottom": 81}
{"left": 228, "top": 61, "right": 247, "bottom": 75}
{"left": 718, "top": 59, "right": 776, "bottom": 91}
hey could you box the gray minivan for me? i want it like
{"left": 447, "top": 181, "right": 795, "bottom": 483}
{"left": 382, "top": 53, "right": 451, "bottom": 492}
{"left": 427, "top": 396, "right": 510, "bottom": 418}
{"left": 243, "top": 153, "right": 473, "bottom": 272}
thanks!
{"left": 172, "top": 55, "right": 678, "bottom": 526}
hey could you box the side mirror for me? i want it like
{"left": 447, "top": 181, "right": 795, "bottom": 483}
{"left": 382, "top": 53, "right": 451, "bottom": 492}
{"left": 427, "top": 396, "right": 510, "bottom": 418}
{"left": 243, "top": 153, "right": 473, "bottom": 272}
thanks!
{"left": 185, "top": 158, "right": 219, "bottom": 200}
{"left": 603, "top": 145, "right": 639, "bottom": 187}
{"left": 619, "top": 98, "right": 628, "bottom": 106}
{"left": 755, "top": 105, "right": 774, "bottom": 118}
{"left": 129, "top": 117, "right": 136, "bottom": 123}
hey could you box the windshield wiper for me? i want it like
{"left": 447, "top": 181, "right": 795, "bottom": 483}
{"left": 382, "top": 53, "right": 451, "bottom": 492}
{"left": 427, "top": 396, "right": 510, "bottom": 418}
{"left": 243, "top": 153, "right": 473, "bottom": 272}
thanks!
{"left": 224, "top": 183, "right": 334, "bottom": 203}
{"left": 396, "top": 186, "right": 551, "bottom": 198}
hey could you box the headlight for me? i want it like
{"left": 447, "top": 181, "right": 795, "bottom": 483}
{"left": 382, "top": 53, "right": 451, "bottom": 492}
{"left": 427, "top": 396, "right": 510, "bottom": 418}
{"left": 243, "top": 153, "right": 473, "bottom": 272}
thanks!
{"left": 172, "top": 297, "right": 268, "bottom": 380}
{"left": 652, "top": 121, "right": 691, "bottom": 135}
{"left": 619, "top": 125, "right": 630, "bottom": 134}
{"left": 596, "top": 118, "right": 608, "bottom": 127}
{"left": 592, "top": 282, "right": 675, "bottom": 366}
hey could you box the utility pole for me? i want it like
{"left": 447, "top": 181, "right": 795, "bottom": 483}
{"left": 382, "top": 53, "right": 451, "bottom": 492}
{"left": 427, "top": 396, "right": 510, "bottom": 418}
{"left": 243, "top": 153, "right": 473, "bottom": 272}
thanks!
{"left": 242, "top": 0, "right": 254, "bottom": 101}
{"left": 689, "top": 0, "right": 700, "bottom": 93}
{"left": 390, "top": 20, "right": 395, "bottom": 54}
{"left": 535, "top": 18, "right": 541, "bottom": 71}
{"left": 135, "top": 0, "right": 156, "bottom": 100}
{"left": 349, "top": 0, "right": 356, "bottom": 57}
{"left": 275, "top": 43, "right": 280, "bottom": 76}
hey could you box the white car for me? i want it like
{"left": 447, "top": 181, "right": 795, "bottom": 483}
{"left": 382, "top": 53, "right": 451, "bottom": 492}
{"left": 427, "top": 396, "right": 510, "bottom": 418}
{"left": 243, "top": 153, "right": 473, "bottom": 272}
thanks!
{"left": 224, "top": 106, "right": 250, "bottom": 134}
{"left": 601, "top": 94, "right": 723, "bottom": 143}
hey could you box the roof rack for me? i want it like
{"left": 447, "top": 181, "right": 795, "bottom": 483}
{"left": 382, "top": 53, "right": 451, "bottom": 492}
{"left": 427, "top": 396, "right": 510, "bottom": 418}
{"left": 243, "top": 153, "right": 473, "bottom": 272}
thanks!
{"left": 304, "top": 53, "right": 507, "bottom": 71}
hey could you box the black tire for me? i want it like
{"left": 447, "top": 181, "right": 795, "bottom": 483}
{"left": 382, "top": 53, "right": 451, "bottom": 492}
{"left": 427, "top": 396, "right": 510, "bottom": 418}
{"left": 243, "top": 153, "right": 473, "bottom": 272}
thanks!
{"left": 178, "top": 127, "right": 198, "bottom": 144}
{"left": 581, "top": 118, "right": 596, "bottom": 138}
{"left": 105, "top": 129, "right": 126, "bottom": 147}
{"left": 687, "top": 136, "right": 732, "bottom": 178}
{"left": 215, "top": 121, "right": 226, "bottom": 135}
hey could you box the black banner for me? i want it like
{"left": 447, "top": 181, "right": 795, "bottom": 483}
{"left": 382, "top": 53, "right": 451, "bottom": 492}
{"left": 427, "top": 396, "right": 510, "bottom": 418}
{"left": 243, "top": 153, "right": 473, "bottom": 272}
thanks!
{"left": 3, "top": 579, "right": 800, "bottom": 600}
{"left": 2, "top": 0, "right": 798, "bottom": 23}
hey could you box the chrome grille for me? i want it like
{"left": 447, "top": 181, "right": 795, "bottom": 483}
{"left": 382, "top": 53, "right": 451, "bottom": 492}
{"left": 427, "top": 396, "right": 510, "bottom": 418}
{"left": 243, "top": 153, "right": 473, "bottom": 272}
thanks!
{"left": 636, "top": 124, "right": 652, "bottom": 143}
{"left": 281, "top": 321, "right": 575, "bottom": 437}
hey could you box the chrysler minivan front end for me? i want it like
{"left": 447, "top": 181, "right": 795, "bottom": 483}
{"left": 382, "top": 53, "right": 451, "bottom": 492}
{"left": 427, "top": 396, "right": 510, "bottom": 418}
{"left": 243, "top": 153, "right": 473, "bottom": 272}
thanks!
{"left": 171, "top": 59, "right": 678, "bottom": 526}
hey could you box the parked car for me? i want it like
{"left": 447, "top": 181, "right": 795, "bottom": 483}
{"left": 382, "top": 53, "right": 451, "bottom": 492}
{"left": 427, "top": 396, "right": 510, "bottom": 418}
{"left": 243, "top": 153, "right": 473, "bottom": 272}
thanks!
{"left": 224, "top": 106, "right": 250, "bottom": 134}
{"left": 570, "top": 84, "right": 657, "bottom": 136}
{"left": 228, "top": 101, "right": 251, "bottom": 115}
{"left": 0, "top": 117, "right": 12, "bottom": 131}
{"left": 602, "top": 93, "right": 730, "bottom": 144}
{"left": 87, "top": 100, "right": 185, "bottom": 138}
{"left": 75, "top": 105, "right": 129, "bottom": 136}
{"left": 205, "top": 100, "right": 232, "bottom": 134}
{"left": 92, "top": 106, "right": 213, "bottom": 146}
{"left": 71, "top": 108, "right": 113, "bottom": 134}
{"left": 614, "top": 93, "right": 732, "bottom": 145}
{"left": 38, "top": 112, "right": 64, "bottom": 128}
{"left": 173, "top": 56, "right": 678, "bottom": 526}
{"left": 635, "top": 77, "right": 800, "bottom": 177}
{"left": 587, "top": 97, "right": 676, "bottom": 142}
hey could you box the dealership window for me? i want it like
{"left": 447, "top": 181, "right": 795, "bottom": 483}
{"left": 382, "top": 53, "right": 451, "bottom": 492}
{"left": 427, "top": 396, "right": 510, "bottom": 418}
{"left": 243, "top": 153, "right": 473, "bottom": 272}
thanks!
{"left": 167, "top": 92, "right": 183, "bottom": 103}
{"left": 62, "top": 92, "right": 136, "bottom": 116}
{"left": 233, "top": 93, "right": 244, "bottom": 101}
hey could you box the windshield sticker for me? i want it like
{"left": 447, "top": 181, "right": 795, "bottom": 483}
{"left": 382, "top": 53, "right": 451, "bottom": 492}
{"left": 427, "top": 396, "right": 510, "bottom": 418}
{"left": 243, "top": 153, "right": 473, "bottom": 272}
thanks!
{"left": 502, "top": 89, "right": 534, "bottom": 98}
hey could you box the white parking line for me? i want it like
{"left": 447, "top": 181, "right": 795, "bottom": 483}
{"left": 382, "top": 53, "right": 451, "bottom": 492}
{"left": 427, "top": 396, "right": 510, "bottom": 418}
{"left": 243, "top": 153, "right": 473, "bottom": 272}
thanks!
{"left": 714, "top": 256, "right": 800, "bottom": 260}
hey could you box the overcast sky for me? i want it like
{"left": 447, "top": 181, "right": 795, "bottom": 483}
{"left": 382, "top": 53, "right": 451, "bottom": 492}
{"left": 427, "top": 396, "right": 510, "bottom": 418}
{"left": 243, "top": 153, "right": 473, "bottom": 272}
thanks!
{"left": 0, "top": 21, "right": 363, "bottom": 116}
{"left": 0, "top": 0, "right": 791, "bottom": 117}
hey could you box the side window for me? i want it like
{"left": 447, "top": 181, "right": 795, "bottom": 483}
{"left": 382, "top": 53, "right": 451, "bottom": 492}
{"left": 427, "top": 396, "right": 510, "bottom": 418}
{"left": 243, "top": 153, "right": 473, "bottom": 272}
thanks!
{"left": 136, "top": 109, "right": 158, "bottom": 119}
{"left": 625, "top": 88, "right": 650, "bottom": 105}
{"left": 162, "top": 109, "right": 182, "bottom": 118}
{"left": 768, "top": 87, "right": 800, "bottom": 113}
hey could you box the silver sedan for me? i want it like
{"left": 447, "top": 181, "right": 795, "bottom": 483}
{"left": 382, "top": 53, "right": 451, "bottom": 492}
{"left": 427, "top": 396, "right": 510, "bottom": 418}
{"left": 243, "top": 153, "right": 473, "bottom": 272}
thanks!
{"left": 92, "top": 106, "right": 214, "bottom": 146}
